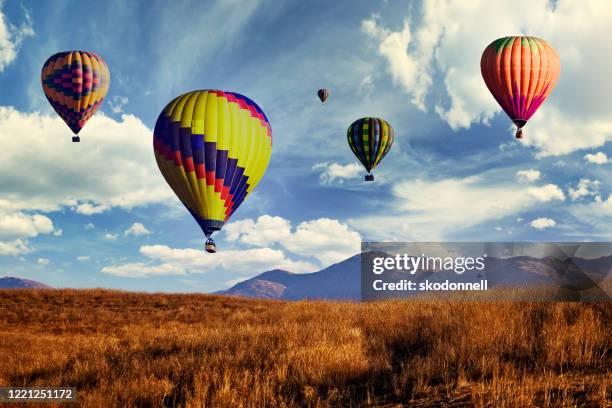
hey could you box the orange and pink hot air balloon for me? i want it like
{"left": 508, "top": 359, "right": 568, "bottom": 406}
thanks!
{"left": 480, "top": 36, "right": 559, "bottom": 139}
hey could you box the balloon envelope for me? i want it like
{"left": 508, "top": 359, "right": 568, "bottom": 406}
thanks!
{"left": 480, "top": 36, "right": 559, "bottom": 137}
{"left": 41, "top": 51, "right": 110, "bottom": 136}
{"left": 153, "top": 90, "right": 272, "bottom": 248}
{"left": 347, "top": 117, "right": 394, "bottom": 179}
{"left": 317, "top": 89, "right": 329, "bottom": 103}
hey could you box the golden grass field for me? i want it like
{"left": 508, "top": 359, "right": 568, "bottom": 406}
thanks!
{"left": 0, "top": 289, "right": 610, "bottom": 407}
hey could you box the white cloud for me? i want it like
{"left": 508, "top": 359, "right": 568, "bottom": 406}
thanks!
{"left": 102, "top": 245, "right": 316, "bottom": 278}
{"left": 282, "top": 219, "right": 362, "bottom": 266}
{"left": 124, "top": 222, "right": 151, "bottom": 237}
{"left": 0, "top": 4, "right": 34, "bottom": 72}
{"left": 225, "top": 216, "right": 361, "bottom": 266}
{"left": 363, "top": 0, "right": 612, "bottom": 156}
{"left": 584, "top": 152, "right": 608, "bottom": 165}
{"left": 516, "top": 169, "right": 541, "bottom": 182}
{"left": 84, "top": 223, "right": 95, "bottom": 230}
{"left": 76, "top": 256, "right": 90, "bottom": 261}
{"left": 73, "top": 203, "right": 109, "bottom": 215}
{"left": 351, "top": 177, "right": 565, "bottom": 240}
{"left": 568, "top": 178, "right": 600, "bottom": 201}
{"left": 53, "top": 228, "right": 62, "bottom": 237}
{"left": 0, "top": 239, "right": 31, "bottom": 256}
{"left": 530, "top": 218, "right": 556, "bottom": 230}
{"left": 0, "top": 212, "right": 56, "bottom": 239}
{"left": 104, "top": 233, "right": 118, "bottom": 240}
{"left": 313, "top": 162, "right": 362, "bottom": 184}
{"left": 527, "top": 184, "right": 565, "bottom": 202}
{"left": 0, "top": 108, "right": 173, "bottom": 214}
{"left": 37, "top": 258, "right": 49, "bottom": 265}
{"left": 224, "top": 215, "right": 291, "bottom": 247}
{"left": 362, "top": 15, "right": 434, "bottom": 110}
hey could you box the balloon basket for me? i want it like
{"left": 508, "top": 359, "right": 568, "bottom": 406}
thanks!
{"left": 365, "top": 174, "right": 374, "bottom": 181}
{"left": 515, "top": 128, "right": 523, "bottom": 139}
{"left": 205, "top": 238, "right": 216, "bottom": 254}
{"left": 72, "top": 136, "right": 80, "bottom": 143}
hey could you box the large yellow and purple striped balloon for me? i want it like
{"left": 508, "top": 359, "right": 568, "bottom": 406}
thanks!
{"left": 153, "top": 90, "right": 272, "bottom": 252}
{"left": 41, "top": 51, "right": 110, "bottom": 141}
{"left": 481, "top": 36, "right": 560, "bottom": 139}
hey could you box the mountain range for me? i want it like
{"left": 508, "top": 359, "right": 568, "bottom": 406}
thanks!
{"left": 0, "top": 276, "right": 51, "bottom": 289}
{"left": 219, "top": 252, "right": 611, "bottom": 300}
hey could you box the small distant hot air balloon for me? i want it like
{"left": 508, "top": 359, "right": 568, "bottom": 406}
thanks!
{"left": 481, "top": 36, "right": 560, "bottom": 139}
{"left": 347, "top": 117, "right": 394, "bottom": 181}
{"left": 41, "top": 51, "right": 110, "bottom": 142}
{"left": 317, "top": 89, "right": 330, "bottom": 103}
{"left": 153, "top": 90, "right": 272, "bottom": 253}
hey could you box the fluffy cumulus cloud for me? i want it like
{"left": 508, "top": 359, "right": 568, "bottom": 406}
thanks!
{"left": 225, "top": 216, "right": 361, "bottom": 266}
{"left": 350, "top": 177, "right": 566, "bottom": 240}
{"left": 0, "top": 4, "right": 34, "bottom": 71}
{"left": 101, "top": 245, "right": 317, "bottom": 278}
{"left": 0, "top": 211, "right": 59, "bottom": 257}
{"left": 312, "top": 162, "right": 362, "bottom": 184}
{"left": 124, "top": 222, "right": 151, "bottom": 237}
{"left": 568, "top": 178, "right": 600, "bottom": 201}
{"left": 527, "top": 184, "right": 565, "bottom": 202}
{"left": 530, "top": 218, "right": 556, "bottom": 230}
{"left": 0, "top": 108, "right": 173, "bottom": 214}
{"left": 0, "top": 212, "right": 56, "bottom": 239}
{"left": 104, "top": 233, "right": 118, "bottom": 241}
{"left": 516, "top": 169, "right": 541, "bottom": 182}
{"left": 224, "top": 215, "right": 291, "bottom": 247}
{"left": 282, "top": 219, "right": 362, "bottom": 266}
{"left": 0, "top": 239, "right": 31, "bottom": 256}
{"left": 363, "top": 0, "right": 612, "bottom": 156}
{"left": 584, "top": 152, "right": 608, "bottom": 165}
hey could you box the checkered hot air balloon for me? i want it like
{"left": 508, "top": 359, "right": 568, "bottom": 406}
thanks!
{"left": 153, "top": 90, "right": 272, "bottom": 253}
{"left": 481, "top": 36, "right": 560, "bottom": 139}
{"left": 347, "top": 117, "right": 394, "bottom": 182}
{"left": 41, "top": 51, "right": 110, "bottom": 142}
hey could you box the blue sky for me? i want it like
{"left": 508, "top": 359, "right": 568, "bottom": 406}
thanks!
{"left": 0, "top": 0, "right": 611, "bottom": 292}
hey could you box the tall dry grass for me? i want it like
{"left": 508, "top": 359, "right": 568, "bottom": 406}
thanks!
{"left": 0, "top": 289, "right": 609, "bottom": 407}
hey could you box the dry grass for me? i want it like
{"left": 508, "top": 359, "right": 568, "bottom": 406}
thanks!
{"left": 0, "top": 289, "right": 610, "bottom": 407}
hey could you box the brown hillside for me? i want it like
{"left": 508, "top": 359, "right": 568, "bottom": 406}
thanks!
{"left": 0, "top": 289, "right": 609, "bottom": 407}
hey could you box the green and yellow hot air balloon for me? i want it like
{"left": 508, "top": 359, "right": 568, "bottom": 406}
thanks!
{"left": 347, "top": 117, "right": 394, "bottom": 181}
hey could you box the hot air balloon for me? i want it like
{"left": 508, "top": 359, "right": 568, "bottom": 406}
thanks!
{"left": 347, "top": 117, "right": 394, "bottom": 181}
{"left": 41, "top": 51, "right": 110, "bottom": 142}
{"left": 317, "top": 89, "right": 330, "bottom": 103}
{"left": 153, "top": 90, "right": 272, "bottom": 253}
{"left": 481, "top": 36, "right": 559, "bottom": 139}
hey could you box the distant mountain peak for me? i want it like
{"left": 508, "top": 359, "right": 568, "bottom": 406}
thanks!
{"left": 0, "top": 276, "right": 52, "bottom": 289}
{"left": 223, "top": 279, "right": 286, "bottom": 299}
